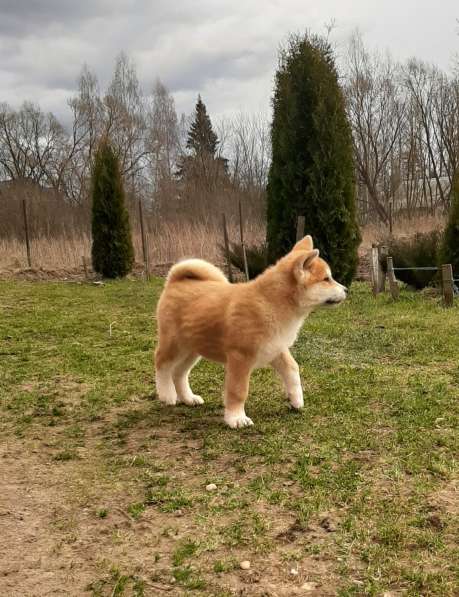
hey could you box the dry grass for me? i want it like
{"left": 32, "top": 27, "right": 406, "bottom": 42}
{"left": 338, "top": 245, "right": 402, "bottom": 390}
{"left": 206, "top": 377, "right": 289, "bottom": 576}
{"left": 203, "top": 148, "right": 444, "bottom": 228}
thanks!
{"left": 360, "top": 213, "right": 446, "bottom": 251}
{"left": 0, "top": 212, "right": 447, "bottom": 272}
{"left": 0, "top": 219, "right": 266, "bottom": 270}
{"left": 0, "top": 235, "right": 91, "bottom": 270}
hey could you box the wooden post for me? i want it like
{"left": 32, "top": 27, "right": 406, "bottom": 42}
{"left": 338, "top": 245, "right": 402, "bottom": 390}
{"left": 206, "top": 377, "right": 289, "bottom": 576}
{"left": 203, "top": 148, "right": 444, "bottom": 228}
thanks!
{"left": 386, "top": 256, "right": 400, "bottom": 299}
{"left": 82, "top": 256, "right": 88, "bottom": 279}
{"left": 222, "top": 213, "right": 234, "bottom": 283}
{"left": 379, "top": 245, "right": 388, "bottom": 287}
{"left": 389, "top": 201, "right": 393, "bottom": 236}
{"left": 441, "top": 264, "right": 454, "bottom": 307}
{"left": 370, "top": 245, "right": 379, "bottom": 295}
{"left": 138, "top": 199, "right": 149, "bottom": 279}
{"left": 370, "top": 244, "right": 387, "bottom": 295}
{"left": 22, "top": 199, "right": 32, "bottom": 268}
{"left": 238, "top": 200, "right": 249, "bottom": 281}
{"left": 296, "top": 216, "right": 305, "bottom": 242}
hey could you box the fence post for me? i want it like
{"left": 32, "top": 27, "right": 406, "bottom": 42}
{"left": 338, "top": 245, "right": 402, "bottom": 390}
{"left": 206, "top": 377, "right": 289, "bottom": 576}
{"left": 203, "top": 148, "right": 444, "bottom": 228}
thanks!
{"left": 138, "top": 199, "right": 150, "bottom": 280}
{"left": 22, "top": 199, "right": 32, "bottom": 268}
{"left": 238, "top": 200, "right": 250, "bottom": 281}
{"left": 389, "top": 201, "right": 393, "bottom": 236}
{"left": 82, "top": 256, "right": 88, "bottom": 280}
{"left": 387, "top": 256, "right": 400, "bottom": 299}
{"left": 441, "top": 264, "right": 454, "bottom": 307}
{"left": 296, "top": 215, "right": 305, "bottom": 242}
{"left": 222, "top": 213, "right": 234, "bottom": 283}
{"left": 370, "top": 244, "right": 387, "bottom": 295}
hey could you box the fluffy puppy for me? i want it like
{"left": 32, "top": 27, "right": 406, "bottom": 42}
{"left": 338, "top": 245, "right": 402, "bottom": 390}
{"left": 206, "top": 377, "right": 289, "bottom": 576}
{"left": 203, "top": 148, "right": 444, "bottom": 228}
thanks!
{"left": 154, "top": 235, "right": 347, "bottom": 428}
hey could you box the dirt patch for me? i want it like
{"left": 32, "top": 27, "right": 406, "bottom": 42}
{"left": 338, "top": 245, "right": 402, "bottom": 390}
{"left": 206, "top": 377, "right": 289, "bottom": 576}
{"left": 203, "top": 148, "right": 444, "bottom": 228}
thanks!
{"left": 0, "top": 262, "right": 173, "bottom": 282}
{"left": 0, "top": 412, "right": 346, "bottom": 596}
{"left": 0, "top": 440, "right": 96, "bottom": 596}
{"left": 429, "top": 480, "right": 459, "bottom": 516}
{"left": 0, "top": 433, "right": 201, "bottom": 596}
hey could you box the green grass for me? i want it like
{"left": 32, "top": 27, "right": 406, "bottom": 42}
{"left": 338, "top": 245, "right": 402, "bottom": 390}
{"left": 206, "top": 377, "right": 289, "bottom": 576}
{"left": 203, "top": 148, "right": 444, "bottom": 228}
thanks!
{"left": 173, "top": 540, "right": 199, "bottom": 566}
{"left": 87, "top": 566, "right": 145, "bottom": 596}
{"left": 1, "top": 280, "right": 458, "bottom": 595}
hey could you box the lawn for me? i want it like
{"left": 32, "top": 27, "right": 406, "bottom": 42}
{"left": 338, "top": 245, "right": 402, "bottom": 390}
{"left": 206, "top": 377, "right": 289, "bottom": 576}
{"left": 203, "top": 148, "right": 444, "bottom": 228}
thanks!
{"left": 0, "top": 279, "right": 458, "bottom": 596}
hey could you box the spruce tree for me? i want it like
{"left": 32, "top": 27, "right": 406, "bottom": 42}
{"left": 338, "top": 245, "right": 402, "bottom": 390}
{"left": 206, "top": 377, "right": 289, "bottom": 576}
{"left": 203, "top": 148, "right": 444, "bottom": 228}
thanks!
{"left": 91, "top": 139, "right": 134, "bottom": 278}
{"left": 440, "top": 170, "right": 459, "bottom": 276}
{"left": 266, "top": 33, "right": 360, "bottom": 286}
{"left": 186, "top": 95, "right": 218, "bottom": 157}
{"left": 177, "top": 95, "right": 228, "bottom": 185}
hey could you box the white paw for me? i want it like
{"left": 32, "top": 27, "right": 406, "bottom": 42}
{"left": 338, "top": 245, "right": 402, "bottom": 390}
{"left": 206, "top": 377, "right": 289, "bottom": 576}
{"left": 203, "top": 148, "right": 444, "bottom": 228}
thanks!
{"left": 288, "top": 384, "right": 304, "bottom": 409}
{"left": 178, "top": 394, "right": 204, "bottom": 406}
{"left": 289, "top": 394, "right": 304, "bottom": 410}
{"left": 158, "top": 393, "right": 177, "bottom": 406}
{"left": 224, "top": 411, "right": 254, "bottom": 429}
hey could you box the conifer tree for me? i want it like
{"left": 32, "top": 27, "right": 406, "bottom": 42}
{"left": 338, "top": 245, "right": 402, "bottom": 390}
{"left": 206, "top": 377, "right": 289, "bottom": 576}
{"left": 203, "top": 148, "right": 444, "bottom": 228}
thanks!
{"left": 177, "top": 95, "right": 228, "bottom": 185}
{"left": 91, "top": 139, "right": 134, "bottom": 278}
{"left": 266, "top": 33, "right": 360, "bottom": 286}
{"left": 186, "top": 95, "right": 218, "bottom": 157}
{"left": 440, "top": 170, "right": 459, "bottom": 276}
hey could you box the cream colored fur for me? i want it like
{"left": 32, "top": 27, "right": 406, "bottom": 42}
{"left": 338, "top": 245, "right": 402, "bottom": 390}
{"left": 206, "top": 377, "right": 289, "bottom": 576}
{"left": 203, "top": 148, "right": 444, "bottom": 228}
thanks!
{"left": 154, "top": 235, "right": 347, "bottom": 428}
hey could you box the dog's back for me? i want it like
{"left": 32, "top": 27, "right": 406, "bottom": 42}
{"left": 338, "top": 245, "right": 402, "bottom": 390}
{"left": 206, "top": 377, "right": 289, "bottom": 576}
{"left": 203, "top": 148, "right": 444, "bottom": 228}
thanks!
{"left": 166, "top": 259, "right": 228, "bottom": 285}
{"left": 156, "top": 259, "right": 232, "bottom": 364}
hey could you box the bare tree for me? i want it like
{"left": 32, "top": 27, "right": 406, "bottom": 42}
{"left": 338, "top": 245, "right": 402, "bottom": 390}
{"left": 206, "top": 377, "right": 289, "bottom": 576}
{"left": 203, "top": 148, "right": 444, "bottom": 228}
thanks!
{"left": 65, "top": 65, "right": 105, "bottom": 202}
{"left": 146, "top": 79, "right": 179, "bottom": 199}
{"left": 345, "top": 32, "right": 406, "bottom": 224}
{"left": 229, "top": 112, "right": 270, "bottom": 193}
{"left": 103, "top": 52, "right": 147, "bottom": 190}
{"left": 0, "top": 102, "right": 67, "bottom": 189}
{"left": 403, "top": 60, "right": 458, "bottom": 210}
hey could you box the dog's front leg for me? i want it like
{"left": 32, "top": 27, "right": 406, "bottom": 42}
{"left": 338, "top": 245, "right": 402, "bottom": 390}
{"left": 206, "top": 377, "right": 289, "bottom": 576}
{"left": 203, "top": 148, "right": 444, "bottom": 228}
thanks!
{"left": 270, "top": 350, "right": 304, "bottom": 409}
{"left": 224, "top": 353, "right": 254, "bottom": 429}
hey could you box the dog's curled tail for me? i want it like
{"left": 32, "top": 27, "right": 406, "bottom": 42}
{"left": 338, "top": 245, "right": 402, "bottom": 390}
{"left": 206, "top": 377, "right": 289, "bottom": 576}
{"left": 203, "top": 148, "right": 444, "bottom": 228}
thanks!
{"left": 166, "top": 259, "right": 228, "bottom": 285}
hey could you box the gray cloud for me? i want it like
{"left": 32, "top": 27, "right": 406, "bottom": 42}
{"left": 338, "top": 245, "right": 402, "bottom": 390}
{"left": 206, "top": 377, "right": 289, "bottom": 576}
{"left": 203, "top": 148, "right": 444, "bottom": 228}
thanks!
{"left": 0, "top": 0, "right": 123, "bottom": 36}
{"left": 0, "top": 0, "right": 457, "bottom": 127}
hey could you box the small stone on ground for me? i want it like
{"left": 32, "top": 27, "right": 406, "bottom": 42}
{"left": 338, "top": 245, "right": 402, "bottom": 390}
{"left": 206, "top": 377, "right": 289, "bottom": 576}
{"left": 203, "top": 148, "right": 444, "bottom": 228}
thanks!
{"left": 301, "top": 581, "right": 317, "bottom": 591}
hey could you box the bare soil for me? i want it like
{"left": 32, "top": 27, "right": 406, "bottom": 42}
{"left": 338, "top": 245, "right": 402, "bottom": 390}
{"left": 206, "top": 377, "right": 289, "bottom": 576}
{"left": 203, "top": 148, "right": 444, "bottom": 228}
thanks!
{"left": 0, "top": 424, "right": 342, "bottom": 596}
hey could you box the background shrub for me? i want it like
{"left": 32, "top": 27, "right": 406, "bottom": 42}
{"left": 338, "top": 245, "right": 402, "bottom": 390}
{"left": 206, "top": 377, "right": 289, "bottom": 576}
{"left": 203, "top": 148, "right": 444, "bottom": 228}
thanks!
{"left": 220, "top": 242, "right": 268, "bottom": 279}
{"left": 385, "top": 231, "right": 441, "bottom": 289}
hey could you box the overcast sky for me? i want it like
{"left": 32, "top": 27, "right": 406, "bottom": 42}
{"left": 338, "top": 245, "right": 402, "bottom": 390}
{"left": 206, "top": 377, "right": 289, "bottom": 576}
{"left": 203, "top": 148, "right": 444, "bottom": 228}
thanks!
{"left": 1, "top": 0, "right": 458, "bottom": 128}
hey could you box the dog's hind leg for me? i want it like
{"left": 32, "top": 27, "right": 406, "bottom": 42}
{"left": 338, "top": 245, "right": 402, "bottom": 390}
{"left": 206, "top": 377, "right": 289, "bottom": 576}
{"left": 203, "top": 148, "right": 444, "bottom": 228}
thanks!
{"left": 270, "top": 350, "right": 303, "bottom": 410}
{"left": 173, "top": 353, "right": 203, "bottom": 406}
{"left": 155, "top": 343, "right": 179, "bottom": 406}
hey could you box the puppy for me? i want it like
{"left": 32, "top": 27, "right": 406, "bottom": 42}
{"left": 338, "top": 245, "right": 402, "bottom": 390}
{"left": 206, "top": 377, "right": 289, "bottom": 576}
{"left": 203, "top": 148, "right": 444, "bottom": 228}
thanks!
{"left": 154, "top": 235, "right": 347, "bottom": 428}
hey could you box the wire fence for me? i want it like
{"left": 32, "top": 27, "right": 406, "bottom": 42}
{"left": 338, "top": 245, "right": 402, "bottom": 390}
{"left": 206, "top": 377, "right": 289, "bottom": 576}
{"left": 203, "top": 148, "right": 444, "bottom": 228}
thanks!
{"left": 392, "top": 266, "right": 438, "bottom": 271}
{"left": 370, "top": 244, "right": 457, "bottom": 307}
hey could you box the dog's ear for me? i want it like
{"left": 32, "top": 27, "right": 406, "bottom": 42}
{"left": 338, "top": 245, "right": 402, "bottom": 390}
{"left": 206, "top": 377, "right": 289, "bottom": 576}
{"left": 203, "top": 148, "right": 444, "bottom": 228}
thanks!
{"left": 292, "top": 249, "right": 319, "bottom": 282}
{"left": 292, "top": 235, "right": 313, "bottom": 252}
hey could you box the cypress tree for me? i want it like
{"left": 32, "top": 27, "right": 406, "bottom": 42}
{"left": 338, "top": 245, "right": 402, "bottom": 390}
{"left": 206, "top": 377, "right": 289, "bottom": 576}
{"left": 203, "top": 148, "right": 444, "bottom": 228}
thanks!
{"left": 440, "top": 170, "right": 459, "bottom": 276}
{"left": 91, "top": 139, "right": 134, "bottom": 278}
{"left": 267, "top": 33, "right": 360, "bottom": 286}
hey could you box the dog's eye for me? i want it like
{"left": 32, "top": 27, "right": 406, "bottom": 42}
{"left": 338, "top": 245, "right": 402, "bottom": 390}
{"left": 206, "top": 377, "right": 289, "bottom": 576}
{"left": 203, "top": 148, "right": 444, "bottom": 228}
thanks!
{"left": 324, "top": 276, "right": 331, "bottom": 282}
